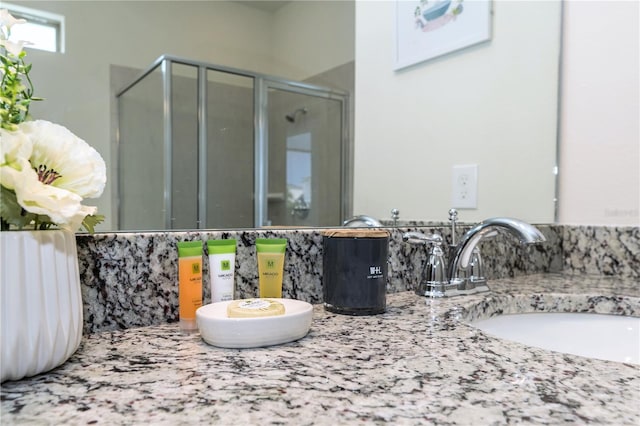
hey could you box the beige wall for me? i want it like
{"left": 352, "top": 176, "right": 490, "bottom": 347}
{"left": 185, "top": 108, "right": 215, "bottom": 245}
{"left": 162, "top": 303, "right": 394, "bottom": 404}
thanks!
{"left": 11, "top": 0, "right": 355, "bottom": 230}
{"left": 12, "top": 1, "right": 276, "bottom": 230}
{"left": 354, "top": 0, "right": 638, "bottom": 226}
{"left": 354, "top": 0, "right": 561, "bottom": 224}
{"left": 11, "top": 0, "right": 637, "bottom": 228}
{"left": 272, "top": 0, "right": 355, "bottom": 80}
{"left": 558, "top": 0, "right": 639, "bottom": 225}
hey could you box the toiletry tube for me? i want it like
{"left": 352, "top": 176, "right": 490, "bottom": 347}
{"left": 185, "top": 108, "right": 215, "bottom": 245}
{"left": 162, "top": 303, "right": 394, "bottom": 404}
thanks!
{"left": 177, "top": 241, "right": 203, "bottom": 331}
{"left": 207, "top": 239, "right": 237, "bottom": 303}
{"left": 255, "top": 238, "right": 287, "bottom": 298}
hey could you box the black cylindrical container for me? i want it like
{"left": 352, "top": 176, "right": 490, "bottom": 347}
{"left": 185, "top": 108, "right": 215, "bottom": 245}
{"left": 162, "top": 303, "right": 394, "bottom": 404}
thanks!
{"left": 322, "top": 229, "right": 389, "bottom": 315}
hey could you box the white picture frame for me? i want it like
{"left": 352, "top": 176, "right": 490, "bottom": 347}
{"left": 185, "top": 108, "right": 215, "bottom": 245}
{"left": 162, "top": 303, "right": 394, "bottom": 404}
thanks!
{"left": 394, "top": 0, "right": 492, "bottom": 70}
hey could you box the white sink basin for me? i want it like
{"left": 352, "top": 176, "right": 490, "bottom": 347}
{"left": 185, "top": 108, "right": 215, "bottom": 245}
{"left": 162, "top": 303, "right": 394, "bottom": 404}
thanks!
{"left": 471, "top": 313, "right": 640, "bottom": 364}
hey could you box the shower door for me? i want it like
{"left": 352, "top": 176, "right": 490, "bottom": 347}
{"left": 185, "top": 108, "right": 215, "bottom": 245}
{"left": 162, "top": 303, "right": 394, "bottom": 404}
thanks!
{"left": 205, "top": 70, "right": 255, "bottom": 228}
{"left": 117, "top": 55, "right": 349, "bottom": 230}
{"left": 258, "top": 81, "right": 349, "bottom": 227}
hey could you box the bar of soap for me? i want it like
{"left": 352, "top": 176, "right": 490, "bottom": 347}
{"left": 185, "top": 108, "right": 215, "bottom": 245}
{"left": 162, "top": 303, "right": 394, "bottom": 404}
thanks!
{"left": 227, "top": 299, "right": 285, "bottom": 318}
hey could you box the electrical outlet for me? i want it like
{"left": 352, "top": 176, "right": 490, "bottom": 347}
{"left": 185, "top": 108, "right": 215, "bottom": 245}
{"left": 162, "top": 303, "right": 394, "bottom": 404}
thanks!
{"left": 451, "top": 164, "right": 478, "bottom": 209}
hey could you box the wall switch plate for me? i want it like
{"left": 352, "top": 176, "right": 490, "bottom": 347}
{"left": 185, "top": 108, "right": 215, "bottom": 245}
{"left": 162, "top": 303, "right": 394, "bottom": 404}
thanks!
{"left": 451, "top": 164, "right": 478, "bottom": 209}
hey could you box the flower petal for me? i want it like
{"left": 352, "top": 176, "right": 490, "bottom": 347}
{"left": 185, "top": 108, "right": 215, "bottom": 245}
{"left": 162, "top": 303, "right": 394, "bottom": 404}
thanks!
{"left": 19, "top": 120, "right": 107, "bottom": 199}
{"left": 0, "top": 158, "right": 25, "bottom": 190}
{"left": 0, "top": 38, "right": 26, "bottom": 56}
{"left": 0, "top": 127, "right": 32, "bottom": 169}
{"left": 0, "top": 9, "right": 26, "bottom": 30}
{"left": 9, "top": 157, "right": 93, "bottom": 230}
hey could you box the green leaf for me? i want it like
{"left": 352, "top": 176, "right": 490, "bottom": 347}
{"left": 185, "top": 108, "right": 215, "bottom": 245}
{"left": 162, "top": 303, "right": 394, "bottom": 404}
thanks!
{"left": 81, "top": 214, "right": 105, "bottom": 234}
{"left": 0, "top": 186, "right": 32, "bottom": 229}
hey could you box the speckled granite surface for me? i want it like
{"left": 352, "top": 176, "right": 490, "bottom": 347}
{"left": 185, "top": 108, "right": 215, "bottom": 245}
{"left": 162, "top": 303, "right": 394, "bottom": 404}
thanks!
{"left": 75, "top": 225, "right": 563, "bottom": 334}
{"left": 562, "top": 226, "right": 639, "bottom": 279}
{"left": 73, "top": 225, "right": 640, "bottom": 335}
{"left": 2, "top": 274, "right": 638, "bottom": 425}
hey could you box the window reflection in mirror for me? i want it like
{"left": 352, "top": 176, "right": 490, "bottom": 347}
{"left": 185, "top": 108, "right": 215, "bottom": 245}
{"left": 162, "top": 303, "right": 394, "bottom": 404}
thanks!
{"left": 287, "top": 132, "right": 312, "bottom": 222}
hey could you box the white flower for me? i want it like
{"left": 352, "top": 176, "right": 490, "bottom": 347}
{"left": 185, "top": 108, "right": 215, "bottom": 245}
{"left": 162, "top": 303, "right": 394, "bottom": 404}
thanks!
{"left": 0, "top": 120, "right": 107, "bottom": 231}
{"left": 0, "top": 38, "right": 26, "bottom": 56}
{"left": 0, "top": 127, "right": 32, "bottom": 173}
{"left": 0, "top": 11, "right": 107, "bottom": 232}
{"left": 5, "top": 156, "right": 96, "bottom": 231}
{"left": 0, "top": 9, "right": 26, "bottom": 32}
{"left": 19, "top": 120, "right": 106, "bottom": 199}
{"left": 1, "top": 9, "right": 28, "bottom": 56}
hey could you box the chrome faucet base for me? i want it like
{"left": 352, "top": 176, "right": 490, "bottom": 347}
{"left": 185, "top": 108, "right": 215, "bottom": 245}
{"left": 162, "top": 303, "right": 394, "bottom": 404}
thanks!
{"left": 415, "top": 280, "right": 490, "bottom": 298}
{"left": 415, "top": 281, "right": 458, "bottom": 297}
{"left": 403, "top": 214, "right": 546, "bottom": 299}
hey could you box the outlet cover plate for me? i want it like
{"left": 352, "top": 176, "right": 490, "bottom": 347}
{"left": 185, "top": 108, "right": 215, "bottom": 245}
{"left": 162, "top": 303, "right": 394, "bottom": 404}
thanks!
{"left": 452, "top": 164, "right": 478, "bottom": 209}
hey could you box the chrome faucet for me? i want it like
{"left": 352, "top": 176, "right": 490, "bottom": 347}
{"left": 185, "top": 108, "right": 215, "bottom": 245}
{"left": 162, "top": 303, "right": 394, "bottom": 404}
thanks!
{"left": 343, "top": 215, "right": 383, "bottom": 227}
{"left": 403, "top": 215, "right": 546, "bottom": 297}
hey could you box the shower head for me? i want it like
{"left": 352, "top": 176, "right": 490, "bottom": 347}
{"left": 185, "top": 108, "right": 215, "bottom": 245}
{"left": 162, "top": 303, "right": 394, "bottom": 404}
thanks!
{"left": 286, "top": 107, "right": 307, "bottom": 123}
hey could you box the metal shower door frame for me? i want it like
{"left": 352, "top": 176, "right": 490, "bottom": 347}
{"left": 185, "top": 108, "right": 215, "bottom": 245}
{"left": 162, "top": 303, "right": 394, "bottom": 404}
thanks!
{"left": 254, "top": 78, "right": 351, "bottom": 227}
{"left": 116, "top": 54, "right": 350, "bottom": 230}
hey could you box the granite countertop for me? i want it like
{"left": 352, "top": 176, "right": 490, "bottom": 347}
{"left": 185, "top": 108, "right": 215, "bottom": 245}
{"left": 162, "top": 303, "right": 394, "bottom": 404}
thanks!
{"left": 2, "top": 273, "right": 639, "bottom": 425}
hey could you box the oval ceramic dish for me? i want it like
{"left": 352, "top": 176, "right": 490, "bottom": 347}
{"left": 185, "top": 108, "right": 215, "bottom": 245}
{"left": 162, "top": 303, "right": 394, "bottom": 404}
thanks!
{"left": 196, "top": 298, "right": 313, "bottom": 348}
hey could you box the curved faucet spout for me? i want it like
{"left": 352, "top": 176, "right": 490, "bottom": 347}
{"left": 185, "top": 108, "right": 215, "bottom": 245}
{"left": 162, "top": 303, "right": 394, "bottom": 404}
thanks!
{"left": 448, "top": 217, "right": 546, "bottom": 280}
{"left": 343, "top": 215, "right": 383, "bottom": 227}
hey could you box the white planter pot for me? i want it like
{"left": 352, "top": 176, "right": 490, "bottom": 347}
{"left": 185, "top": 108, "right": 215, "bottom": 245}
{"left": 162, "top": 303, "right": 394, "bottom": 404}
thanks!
{"left": 1, "top": 230, "right": 83, "bottom": 382}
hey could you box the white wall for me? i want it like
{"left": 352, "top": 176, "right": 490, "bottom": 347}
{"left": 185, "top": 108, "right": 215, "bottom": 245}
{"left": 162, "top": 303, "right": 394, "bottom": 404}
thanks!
{"left": 354, "top": 0, "right": 561, "bottom": 224}
{"left": 558, "top": 0, "right": 639, "bottom": 225}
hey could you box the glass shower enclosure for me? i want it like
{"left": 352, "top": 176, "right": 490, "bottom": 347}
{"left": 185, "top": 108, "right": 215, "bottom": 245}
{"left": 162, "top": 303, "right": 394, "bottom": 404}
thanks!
{"left": 115, "top": 55, "right": 350, "bottom": 230}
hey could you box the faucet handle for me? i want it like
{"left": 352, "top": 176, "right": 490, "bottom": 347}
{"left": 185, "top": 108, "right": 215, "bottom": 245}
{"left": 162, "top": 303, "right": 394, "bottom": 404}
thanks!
{"left": 402, "top": 232, "right": 443, "bottom": 246}
{"left": 391, "top": 209, "right": 400, "bottom": 227}
{"left": 468, "top": 247, "right": 486, "bottom": 287}
{"left": 415, "top": 237, "right": 450, "bottom": 297}
{"left": 449, "top": 208, "right": 458, "bottom": 245}
{"left": 424, "top": 242, "right": 447, "bottom": 282}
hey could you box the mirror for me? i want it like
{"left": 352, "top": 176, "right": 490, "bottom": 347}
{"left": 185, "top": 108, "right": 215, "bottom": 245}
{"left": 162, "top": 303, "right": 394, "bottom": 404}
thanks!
{"left": 13, "top": 0, "right": 560, "bottom": 230}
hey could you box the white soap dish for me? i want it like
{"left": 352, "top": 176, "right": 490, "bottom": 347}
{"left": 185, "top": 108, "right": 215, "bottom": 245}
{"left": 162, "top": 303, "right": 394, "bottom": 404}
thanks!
{"left": 196, "top": 298, "right": 313, "bottom": 348}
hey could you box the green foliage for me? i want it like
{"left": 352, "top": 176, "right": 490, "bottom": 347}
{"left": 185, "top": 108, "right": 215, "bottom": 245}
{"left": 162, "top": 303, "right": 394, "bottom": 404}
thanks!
{"left": 81, "top": 214, "right": 105, "bottom": 234}
{"left": 0, "top": 49, "right": 41, "bottom": 130}
{"left": 0, "top": 185, "right": 29, "bottom": 229}
{"left": 1, "top": 185, "right": 106, "bottom": 233}
{"left": 0, "top": 185, "right": 56, "bottom": 230}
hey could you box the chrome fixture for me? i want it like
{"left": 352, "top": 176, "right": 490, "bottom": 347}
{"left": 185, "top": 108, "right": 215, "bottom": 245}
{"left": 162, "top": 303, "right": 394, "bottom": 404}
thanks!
{"left": 449, "top": 208, "right": 458, "bottom": 245}
{"left": 285, "top": 107, "right": 307, "bottom": 123}
{"left": 116, "top": 55, "right": 350, "bottom": 230}
{"left": 403, "top": 212, "right": 546, "bottom": 297}
{"left": 343, "top": 215, "right": 383, "bottom": 227}
{"left": 290, "top": 197, "right": 310, "bottom": 219}
{"left": 391, "top": 208, "right": 400, "bottom": 226}
{"left": 403, "top": 231, "right": 449, "bottom": 296}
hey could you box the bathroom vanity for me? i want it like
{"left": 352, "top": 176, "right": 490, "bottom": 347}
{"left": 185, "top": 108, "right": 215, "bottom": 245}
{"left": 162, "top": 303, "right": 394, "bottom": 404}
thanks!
{"left": 1, "top": 225, "right": 638, "bottom": 424}
{"left": 2, "top": 274, "right": 639, "bottom": 424}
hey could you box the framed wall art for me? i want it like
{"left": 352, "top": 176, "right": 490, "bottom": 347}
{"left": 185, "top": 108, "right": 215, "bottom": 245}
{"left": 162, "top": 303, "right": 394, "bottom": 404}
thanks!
{"left": 394, "top": 0, "right": 492, "bottom": 70}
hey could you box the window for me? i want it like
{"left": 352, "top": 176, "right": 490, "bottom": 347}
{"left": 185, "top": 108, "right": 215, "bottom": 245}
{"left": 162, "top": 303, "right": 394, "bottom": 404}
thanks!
{"left": 286, "top": 132, "right": 312, "bottom": 214}
{"left": 3, "top": 3, "right": 64, "bottom": 53}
